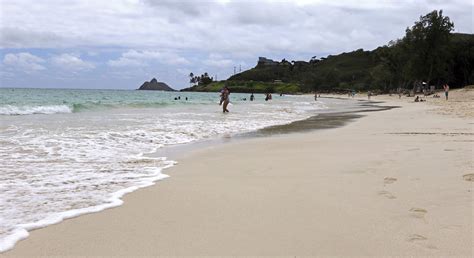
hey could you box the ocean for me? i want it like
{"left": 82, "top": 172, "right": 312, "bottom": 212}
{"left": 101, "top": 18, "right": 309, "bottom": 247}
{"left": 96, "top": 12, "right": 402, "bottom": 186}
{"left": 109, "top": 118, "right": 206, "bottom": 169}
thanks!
{"left": 0, "top": 88, "right": 362, "bottom": 252}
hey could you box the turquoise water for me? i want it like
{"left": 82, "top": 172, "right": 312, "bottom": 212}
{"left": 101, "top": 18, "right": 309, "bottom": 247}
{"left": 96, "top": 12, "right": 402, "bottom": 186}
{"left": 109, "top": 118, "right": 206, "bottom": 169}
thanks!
{"left": 0, "top": 88, "right": 260, "bottom": 114}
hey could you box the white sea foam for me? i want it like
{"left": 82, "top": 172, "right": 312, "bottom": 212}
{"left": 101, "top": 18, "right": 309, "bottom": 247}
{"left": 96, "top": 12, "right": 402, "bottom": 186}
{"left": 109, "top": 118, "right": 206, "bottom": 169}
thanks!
{"left": 0, "top": 153, "right": 174, "bottom": 253}
{"left": 0, "top": 165, "right": 171, "bottom": 253}
{"left": 0, "top": 94, "right": 331, "bottom": 253}
{"left": 0, "top": 105, "right": 73, "bottom": 115}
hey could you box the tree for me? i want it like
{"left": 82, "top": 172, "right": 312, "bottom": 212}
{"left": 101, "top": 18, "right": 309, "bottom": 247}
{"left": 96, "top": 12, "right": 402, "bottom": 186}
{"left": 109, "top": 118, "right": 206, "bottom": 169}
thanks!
{"left": 189, "top": 72, "right": 194, "bottom": 86}
{"left": 403, "top": 10, "right": 454, "bottom": 85}
{"left": 309, "top": 56, "right": 320, "bottom": 65}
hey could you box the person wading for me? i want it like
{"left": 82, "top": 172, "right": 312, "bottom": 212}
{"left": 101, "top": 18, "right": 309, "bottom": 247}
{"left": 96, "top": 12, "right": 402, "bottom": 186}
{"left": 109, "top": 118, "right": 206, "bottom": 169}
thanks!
{"left": 221, "top": 86, "right": 230, "bottom": 113}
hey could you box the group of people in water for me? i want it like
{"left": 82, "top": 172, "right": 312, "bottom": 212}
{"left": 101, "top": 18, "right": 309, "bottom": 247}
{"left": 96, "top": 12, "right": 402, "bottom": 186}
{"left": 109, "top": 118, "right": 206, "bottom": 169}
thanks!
{"left": 173, "top": 96, "right": 188, "bottom": 101}
{"left": 219, "top": 87, "right": 280, "bottom": 113}
{"left": 217, "top": 83, "right": 451, "bottom": 113}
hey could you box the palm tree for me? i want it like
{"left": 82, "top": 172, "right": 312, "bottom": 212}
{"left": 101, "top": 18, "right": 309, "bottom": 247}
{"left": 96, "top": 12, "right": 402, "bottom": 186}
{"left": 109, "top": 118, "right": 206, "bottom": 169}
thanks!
{"left": 189, "top": 72, "right": 194, "bottom": 86}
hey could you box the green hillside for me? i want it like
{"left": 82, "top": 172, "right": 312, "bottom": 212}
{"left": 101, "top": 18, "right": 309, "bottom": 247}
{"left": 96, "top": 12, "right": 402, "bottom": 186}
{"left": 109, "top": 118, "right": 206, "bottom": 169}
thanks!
{"left": 181, "top": 80, "right": 300, "bottom": 94}
{"left": 182, "top": 11, "right": 474, "bottom": 94}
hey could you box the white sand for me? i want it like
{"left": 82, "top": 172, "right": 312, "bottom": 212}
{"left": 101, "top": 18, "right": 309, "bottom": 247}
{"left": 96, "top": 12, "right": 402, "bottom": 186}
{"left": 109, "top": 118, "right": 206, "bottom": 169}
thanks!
{"left": 4, "top": 89, "right": 473, "bottom": 256}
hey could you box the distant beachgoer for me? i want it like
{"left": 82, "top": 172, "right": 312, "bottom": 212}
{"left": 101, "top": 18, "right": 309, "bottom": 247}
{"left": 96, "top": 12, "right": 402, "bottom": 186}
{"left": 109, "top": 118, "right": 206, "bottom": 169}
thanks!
{"left": 314, "top": 93, "right": 317, "bottom": 101}
{"left": 174, "top": 97, "right": 178, "bottom": 100}
{"left": 268, "top": 93, "right": 272, "bottom": 100}
{"left": 222, "top": 87, "right": 230, "bottom": 113}
{"left": 219, "top": 88, "right": 225, "bottom": 105}
{"left": 443, "top": 84, "right": 449, "bottom": 100}
{"left": 414, "top": 96, "right": 420, "bottom": 102}
{"left": 185, "top": 97, "right": 188, "bottom": 101}
{"left": 265, "top": 93, "right": 269, "bottom": 101}
{"left": 250, "top": 93, "right": 255, "bottom": 101}
{"left": 178, "top": 96, "right": 181, "bottom": 100}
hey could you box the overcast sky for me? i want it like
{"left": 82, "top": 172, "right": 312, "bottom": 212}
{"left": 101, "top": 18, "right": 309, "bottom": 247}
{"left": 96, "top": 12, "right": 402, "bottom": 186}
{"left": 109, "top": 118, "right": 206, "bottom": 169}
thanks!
{"left": 0, "top": 0, "right": 472, "bottom": 90}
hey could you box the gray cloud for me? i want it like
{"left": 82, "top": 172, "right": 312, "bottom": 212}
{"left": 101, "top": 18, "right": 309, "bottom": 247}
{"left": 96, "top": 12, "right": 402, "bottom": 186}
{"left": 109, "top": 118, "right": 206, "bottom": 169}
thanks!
{"left": 1, "top": 0, "right": 471, "bottom": 54}
{"left": 0, "top": 27, "right": 66, "bottom": 49}
{"left": 142, "top": 0, "right": 212, "bottom": 17}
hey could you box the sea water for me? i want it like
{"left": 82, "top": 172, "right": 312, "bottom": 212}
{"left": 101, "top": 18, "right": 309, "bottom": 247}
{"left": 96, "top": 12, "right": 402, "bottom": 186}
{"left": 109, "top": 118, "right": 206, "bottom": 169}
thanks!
{"left": 0, "top": 88, "right": 337, "bottom": 252}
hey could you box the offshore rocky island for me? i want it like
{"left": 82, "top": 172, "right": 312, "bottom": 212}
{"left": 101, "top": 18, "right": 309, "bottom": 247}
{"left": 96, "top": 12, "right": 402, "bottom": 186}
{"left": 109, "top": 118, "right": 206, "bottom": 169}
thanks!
{"left": 137, "top": 78, "right": 176, "bottom": 91}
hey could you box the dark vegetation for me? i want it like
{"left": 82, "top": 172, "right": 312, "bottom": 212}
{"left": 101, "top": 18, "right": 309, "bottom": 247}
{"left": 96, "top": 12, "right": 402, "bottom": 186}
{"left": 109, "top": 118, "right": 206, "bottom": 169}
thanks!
{"left": 182, "top": 10, "right": 473, "bottom": 93}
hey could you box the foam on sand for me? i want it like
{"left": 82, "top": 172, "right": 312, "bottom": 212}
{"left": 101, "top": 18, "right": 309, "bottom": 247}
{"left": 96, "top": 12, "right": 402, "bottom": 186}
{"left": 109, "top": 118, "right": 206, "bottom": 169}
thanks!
{"left": 0, "top": 161, "right": 172, "bottom": 253}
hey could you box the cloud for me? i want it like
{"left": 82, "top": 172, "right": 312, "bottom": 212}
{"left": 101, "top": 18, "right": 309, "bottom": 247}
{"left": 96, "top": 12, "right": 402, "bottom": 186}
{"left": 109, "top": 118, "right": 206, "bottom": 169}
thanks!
{"left": 143, "top": 0, "right": 211, "bottom": 17}
{"left": 51, "top": 54, "right": 95, "bottom": 71}
{"left": 107, "top": 49, "right": 190, "bottom": 67}
{"left": 0, "top": 27, "right": 67, "bottom": 48}
{"left": 1, "top": 0, "right": 472, "bottom": 89}
{"left": 203, "top": 54, "right": 234, "bottom": 67}
{"left": 3, "top": 52, "right": 46, "bottom": 72}
{"left": 107, "top": 56, "right": 146, "bottom": 67}
{"left": 1, "top": 0, "right": 471, "bottom": 54}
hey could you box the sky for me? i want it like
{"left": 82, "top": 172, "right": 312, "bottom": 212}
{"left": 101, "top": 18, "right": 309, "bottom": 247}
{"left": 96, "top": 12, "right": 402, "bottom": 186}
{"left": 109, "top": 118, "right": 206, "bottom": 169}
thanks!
{"left": 0, "top": 0, "right": 472, "bottom": 90}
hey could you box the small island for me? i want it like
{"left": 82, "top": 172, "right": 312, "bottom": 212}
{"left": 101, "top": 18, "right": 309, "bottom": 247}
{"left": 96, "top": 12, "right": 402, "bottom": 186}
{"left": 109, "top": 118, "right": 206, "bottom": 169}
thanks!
{"left": 137, "top": 78, "right": 176, "bottom": 91}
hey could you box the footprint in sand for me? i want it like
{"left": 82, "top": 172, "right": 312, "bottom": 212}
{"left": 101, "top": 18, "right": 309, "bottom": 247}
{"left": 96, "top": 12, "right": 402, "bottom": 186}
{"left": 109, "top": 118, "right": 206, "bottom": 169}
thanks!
{"left": 409, "top": 208, "right": 428, "bottom": 219}
{"left": 378, "top": 190, "right": 397, "bottom": 199}
{"left": 384, "top": 177, "right": 397, "bottom": 184}
{"left": 407, "top": 234, "right": 427, "bottom": 242}
{"left": 462, "top": 173, "right": 474, "bottom": 182}
{"left": 407, "top": 234, "right": 438, "bottom": 249}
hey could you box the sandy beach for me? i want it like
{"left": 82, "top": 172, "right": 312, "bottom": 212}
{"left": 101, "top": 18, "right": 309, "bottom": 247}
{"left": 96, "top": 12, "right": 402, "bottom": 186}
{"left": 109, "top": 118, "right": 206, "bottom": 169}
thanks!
{"left": 4, "top": 89, "right": 473, "bottom": 256}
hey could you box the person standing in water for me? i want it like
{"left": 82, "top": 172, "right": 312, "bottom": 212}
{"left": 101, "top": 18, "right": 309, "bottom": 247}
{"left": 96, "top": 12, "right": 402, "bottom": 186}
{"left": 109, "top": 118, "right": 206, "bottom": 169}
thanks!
{"left": 219, "top": 88, "right": 225, "bottom": 105}
{"left": 250, "top": 93, "right": 255, "bottom": 101}
{"left": 443, "top": 83, "right": 449, "bottom": 100}
{"left": 222, "top": 86, "right": 230, "bottom": 113}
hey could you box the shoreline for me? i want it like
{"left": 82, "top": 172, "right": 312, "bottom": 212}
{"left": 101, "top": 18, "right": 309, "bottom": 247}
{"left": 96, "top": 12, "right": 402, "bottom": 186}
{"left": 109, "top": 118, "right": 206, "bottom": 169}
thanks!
{"left": 151, "top": 99, "right": 393, "bottom": 161}
{"left": 0, "top": 96, "right": 378, "bottom": 253}
{"left": 4, "top": 90, "right": 473, "bottom": 256}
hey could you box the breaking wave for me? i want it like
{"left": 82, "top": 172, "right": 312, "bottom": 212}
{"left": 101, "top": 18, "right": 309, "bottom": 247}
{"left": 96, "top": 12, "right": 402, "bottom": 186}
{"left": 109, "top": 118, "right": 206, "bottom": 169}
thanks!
{"left": 0, "top": 105, "right": 73, "bottom": 115}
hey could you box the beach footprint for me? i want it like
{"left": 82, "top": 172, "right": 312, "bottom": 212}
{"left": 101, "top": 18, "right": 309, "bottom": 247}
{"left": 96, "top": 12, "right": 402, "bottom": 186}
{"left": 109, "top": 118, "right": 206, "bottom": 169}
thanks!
{"left": 409, "top": 208, "right": 428, "bottom": 219}
{"left": 407, "top": 234, "right": 427, "bottom": 242}
{"left": 407, "top": 234, "right": 438, "bottom": 250}
{"left": 384, "top": 177, "right": 397, "bottom": 184}
{"left": 462, "top": 173, "right": 474, "bottom": 182}
{"left": 378, "top": 190, "right": 397, "bottom": 199}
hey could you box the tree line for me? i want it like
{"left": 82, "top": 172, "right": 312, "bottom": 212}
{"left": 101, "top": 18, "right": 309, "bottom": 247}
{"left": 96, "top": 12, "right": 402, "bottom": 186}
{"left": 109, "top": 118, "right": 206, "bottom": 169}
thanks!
{"left": 221, "top": 10, "right": 473, "bottom": 93}
{"left": 188, "top": 72, "right": 214, "bottom": 87}
{"left": 372, "top": 10, "right": 472, "bottom": 91}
